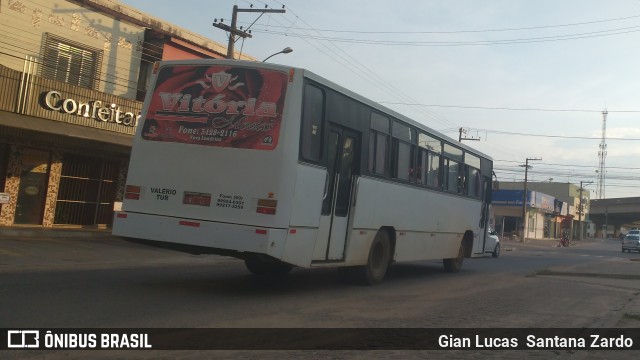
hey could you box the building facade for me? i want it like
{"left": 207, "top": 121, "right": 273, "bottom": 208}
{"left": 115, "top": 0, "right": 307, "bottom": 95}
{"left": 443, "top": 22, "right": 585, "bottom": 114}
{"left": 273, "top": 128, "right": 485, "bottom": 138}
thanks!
{"left": 0, "top": 0, "right": 251, "bottom": 228}
{"left": 495, "top": 182, "right": 592, "bottom": 239}
{"left": 492, "top": 189, "right": 567, "bottom": 240}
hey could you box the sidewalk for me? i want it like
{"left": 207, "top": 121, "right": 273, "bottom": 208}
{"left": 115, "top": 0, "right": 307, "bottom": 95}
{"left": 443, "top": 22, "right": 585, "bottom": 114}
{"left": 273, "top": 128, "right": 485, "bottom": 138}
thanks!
{"left": 542, "top": 258, "right": 640, "bottom": 328}
{"left": 504, "top": 235, "right": 640, "bottom": 329}
{"left": 0, "top": 226, "right": 116, "bottom": 239}
{"left": 503, "top": 236, "right": 603, "bottom": 248}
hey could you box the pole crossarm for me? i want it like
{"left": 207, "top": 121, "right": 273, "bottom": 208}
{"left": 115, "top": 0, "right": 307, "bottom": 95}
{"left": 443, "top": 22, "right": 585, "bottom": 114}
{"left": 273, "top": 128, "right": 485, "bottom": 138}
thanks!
{"left": 458, "top": 127, "right": 480, "bottom": 142}
{"left": 211, "top": 22, "right": 252, "bottom": 38}
{"left": 237, "top": 8, "right": 286, "bottom": 14}
{"left": 213, "top": 5, "right": 286, "bottom": 59}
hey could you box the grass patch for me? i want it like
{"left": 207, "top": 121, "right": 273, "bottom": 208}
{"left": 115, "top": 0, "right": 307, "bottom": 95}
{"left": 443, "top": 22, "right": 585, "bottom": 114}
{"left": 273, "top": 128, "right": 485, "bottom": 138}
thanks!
{"left": 622, "top": 313, "right": 640, "bottom": 322}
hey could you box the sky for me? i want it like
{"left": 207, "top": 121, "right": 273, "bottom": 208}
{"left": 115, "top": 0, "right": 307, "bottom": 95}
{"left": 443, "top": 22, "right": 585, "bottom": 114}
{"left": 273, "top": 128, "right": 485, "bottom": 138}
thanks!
{"left": 120, "top": 0, "right": 640, "bottom": 199}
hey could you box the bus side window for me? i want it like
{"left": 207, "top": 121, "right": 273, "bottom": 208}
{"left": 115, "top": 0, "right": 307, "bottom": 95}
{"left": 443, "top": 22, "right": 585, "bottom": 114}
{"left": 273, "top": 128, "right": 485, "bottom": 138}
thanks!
{"left": 391, "top": 121, "right": 416, "bottom": 182}
{"left": 445, "top": 159, "right": 461, "bottom": 193}
{"left": 464, "top": 153, "right": 481, "bottom": 198}
{"left": 468, "top": 167, "right": 481, "bottom": 198}
{"left": 427, "top": 152, "right": 441, "bottom": 188}
{"left": 301, "top": 84, "right": 324, "bottom": 162}
{"left": 393, "top": 139, "right": 413, "bottom": 181}
{"left": 443, "top": 143, "right": 464, "bottom": 193}
{"left": 369, "top": 112, "right": 390, "bottom": 176}
{"left": 460, "top": 165, "right": 468, "bottom": 194}
{"left": 418, "top": 133, "right": 442, "bottom": 188}
{"left": 417, "top": 149, "right": 426, "bottom": 184}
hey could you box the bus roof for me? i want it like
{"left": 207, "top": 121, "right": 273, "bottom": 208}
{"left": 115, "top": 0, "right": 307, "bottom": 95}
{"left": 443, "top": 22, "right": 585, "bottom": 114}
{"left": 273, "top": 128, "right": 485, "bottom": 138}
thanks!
{"left": 154, "top": 59, "right": 492, "bottom": 161}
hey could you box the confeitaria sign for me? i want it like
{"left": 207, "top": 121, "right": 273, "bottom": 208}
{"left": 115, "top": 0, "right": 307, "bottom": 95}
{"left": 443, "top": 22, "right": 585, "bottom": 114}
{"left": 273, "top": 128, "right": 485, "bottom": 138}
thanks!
{"left": 42, "top": 91, "right": 140, "bottom": 127}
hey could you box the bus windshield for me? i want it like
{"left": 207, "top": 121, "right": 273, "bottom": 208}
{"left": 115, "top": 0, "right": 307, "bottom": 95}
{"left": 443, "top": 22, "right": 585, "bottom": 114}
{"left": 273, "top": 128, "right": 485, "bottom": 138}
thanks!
{"left": 140, "top": 65, "right": 289, "bottom": 150}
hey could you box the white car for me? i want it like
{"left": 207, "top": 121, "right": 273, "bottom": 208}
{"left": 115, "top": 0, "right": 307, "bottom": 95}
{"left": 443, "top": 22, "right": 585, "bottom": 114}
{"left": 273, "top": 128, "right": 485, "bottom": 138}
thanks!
{"left": 485, "top": 229, "right": 501, "bottom": 257}
{"left": 622, "top": 234, "right": 640, "bottom": 253}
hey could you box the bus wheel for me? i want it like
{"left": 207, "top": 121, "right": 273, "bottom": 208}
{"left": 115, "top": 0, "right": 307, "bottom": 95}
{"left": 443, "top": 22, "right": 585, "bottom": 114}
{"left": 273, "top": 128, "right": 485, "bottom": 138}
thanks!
{"left": 492, "top": 243, "right": 501, "bottom": 258}
{"left": 358, "top": 230, "right": 392, "bottom": 285}
{"left": 244, "top": 256, "right": 293, "bottom": 276}
{"left": 443, "top": 241, "right": 465, "bottom": 273}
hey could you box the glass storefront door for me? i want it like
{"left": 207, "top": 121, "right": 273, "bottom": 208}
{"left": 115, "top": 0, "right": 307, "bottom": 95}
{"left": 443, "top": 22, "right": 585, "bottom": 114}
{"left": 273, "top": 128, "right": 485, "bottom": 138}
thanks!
{"left": 14, "top": 148, "right": 51, "bottom": 225}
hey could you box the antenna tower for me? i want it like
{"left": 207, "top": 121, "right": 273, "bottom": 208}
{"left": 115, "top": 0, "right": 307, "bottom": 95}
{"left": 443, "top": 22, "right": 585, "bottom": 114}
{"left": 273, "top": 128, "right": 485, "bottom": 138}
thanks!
{"left": 596, "top": 110, "right": 607, "bottom": 199}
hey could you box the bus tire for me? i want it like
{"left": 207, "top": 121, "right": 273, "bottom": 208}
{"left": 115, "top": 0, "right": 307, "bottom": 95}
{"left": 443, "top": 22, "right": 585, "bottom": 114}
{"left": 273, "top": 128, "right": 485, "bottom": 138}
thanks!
{"left": 492, "top": 243, "right": 500, "bottom": 258}
{"left": 244, "top": 256, "right": 293, "bottom": 276}
{"left": 443, "top": 241, "right": 465, "bottom": 273}
{"left": 357, "top": 230, "right": 392, "bottom": 285}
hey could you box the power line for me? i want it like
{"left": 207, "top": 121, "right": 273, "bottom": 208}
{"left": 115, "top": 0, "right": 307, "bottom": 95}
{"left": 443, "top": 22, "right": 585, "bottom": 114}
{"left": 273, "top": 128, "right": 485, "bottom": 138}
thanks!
{"left": 382, "top": 101, "right": 640, "bottom": 113}
{"left": 495, "top": 159, "right": 640, "bottom": 170}
{"left": 212, "top": 4, "right": 285, "bottom": 59}
{"left": 239, "top": 13, "right": 640, "bottom": 34}
{"left": 493, "top": 164, "right": 640, "bottom": 180}
{"left": 0, "top": 15, "right": 167, "bottom": 93}
{"left": 256, "top": 1, "right": 458, "bottom": 129}
{"left": 250, "top": 24, "right": 640, "bottom": 46}
{"left": 441, "top": 128, "right": 640, "bottom": 141}
{"left": 493, "top": 159, "right": 640, "bottom": 180}
{"left": 0, "top": 1, "right": 249, "bottom": 96}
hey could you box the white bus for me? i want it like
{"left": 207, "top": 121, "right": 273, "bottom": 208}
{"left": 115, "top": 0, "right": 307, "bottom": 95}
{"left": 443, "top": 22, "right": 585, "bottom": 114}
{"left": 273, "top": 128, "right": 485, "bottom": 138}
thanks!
{"left": 112, "top": 59, "right": 494, "bottom": 284}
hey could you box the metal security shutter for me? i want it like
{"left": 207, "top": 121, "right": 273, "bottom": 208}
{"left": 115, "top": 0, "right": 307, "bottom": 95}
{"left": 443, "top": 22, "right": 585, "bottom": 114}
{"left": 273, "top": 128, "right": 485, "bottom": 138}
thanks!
{"left": 55, "top": 153, "right": 119, "bottom": 226}
{"left": 40, "top": 33, "right": 102, "bottom": 90}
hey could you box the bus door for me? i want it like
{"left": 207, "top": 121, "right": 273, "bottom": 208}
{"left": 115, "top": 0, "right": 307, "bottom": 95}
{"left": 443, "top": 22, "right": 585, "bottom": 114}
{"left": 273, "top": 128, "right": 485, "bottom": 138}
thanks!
{"left": 474, "top": 176, "right": 492, "bottom": 254}
{"left": 319, "top": 125, "right": 360, "bottom": 261}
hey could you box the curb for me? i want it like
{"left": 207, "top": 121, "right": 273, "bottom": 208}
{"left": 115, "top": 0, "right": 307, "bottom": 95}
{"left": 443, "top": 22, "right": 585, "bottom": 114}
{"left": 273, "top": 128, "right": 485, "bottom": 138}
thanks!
{"left": 505, "top": 239, "right": 602, "bottom": 247}
{"left": 0, "top": 227, "right": 115, "bottom": 239}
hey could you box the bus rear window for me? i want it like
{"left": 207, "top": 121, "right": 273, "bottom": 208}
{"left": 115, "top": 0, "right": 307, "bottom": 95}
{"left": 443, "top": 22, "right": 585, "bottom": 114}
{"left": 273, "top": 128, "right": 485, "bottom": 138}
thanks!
{"left": 140, "top": 65, "right": 288, "bottom": 150}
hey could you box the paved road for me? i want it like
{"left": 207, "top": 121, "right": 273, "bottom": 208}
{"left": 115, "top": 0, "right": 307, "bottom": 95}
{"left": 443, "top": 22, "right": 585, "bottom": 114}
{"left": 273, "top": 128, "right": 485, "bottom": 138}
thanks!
{"left": 1, "top": 231, "right": 639, "bottom": 359}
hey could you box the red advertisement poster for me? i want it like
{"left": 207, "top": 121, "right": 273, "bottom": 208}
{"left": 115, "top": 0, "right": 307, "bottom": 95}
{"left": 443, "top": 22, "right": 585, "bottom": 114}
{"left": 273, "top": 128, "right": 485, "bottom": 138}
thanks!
{"left": 141, "top": 65, "right": 288, "bottom": 150}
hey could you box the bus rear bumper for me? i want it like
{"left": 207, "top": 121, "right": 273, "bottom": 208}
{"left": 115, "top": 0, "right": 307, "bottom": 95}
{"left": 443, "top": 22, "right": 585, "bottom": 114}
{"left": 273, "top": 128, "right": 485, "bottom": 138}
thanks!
{"left": 112, "top": 211, "right": 289, "bottom": 262}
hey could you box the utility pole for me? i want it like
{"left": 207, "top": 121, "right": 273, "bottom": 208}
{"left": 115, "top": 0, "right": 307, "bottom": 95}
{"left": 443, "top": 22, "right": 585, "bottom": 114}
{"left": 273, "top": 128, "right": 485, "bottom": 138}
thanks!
{"left": 458, "top": 127, "right": 480, "bottom": 142}
{"left": 213, "top": 5, "right": 286, "bottom": 59}
{"left": 519, "top": 157, "right": 541, "bottom": 241}
{"left": 604, "top": 208, "right": 609, "bottom": 239}
{"left": 578, "top": 180, "right": 593, "bottom": 241}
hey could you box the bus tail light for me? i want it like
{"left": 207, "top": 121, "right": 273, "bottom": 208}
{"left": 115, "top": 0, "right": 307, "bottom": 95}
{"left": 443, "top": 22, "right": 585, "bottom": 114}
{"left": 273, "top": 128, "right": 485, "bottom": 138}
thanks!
{"left": 179, "top": 220, "right": 200, "bottom": 227}
{"left": 125, "top": 185, "right": 142, "bottom": 200}
{"left": 256, "top": 198, "right": 277, "bottom": 215}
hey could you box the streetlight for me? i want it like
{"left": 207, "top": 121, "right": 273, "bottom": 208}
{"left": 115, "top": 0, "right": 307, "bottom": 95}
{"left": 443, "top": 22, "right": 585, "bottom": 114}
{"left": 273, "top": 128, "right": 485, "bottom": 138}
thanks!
{"left": 262, "top": 47, "right": 293, "bottom": 62}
